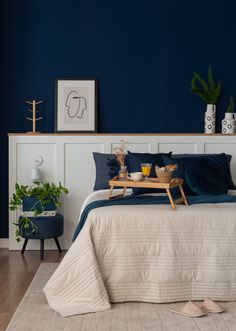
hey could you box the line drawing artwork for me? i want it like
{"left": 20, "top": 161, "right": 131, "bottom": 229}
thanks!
{"left": 65, "top": 90, "right": 87, "bottom": 119}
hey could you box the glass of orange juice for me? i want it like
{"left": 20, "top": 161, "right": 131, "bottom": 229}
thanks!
{"left": 141, "top": 163, "right": 152, "bottom": 181}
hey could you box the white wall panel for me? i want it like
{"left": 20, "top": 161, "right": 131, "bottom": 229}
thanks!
{"left": 158, "top": 143, "right": 197, "bottom": 154}
{"left": 111, "top": 142, "right": 151, "bottom": 153}
{"left": 17, "top": 143, "right": 57, "bottom": 184}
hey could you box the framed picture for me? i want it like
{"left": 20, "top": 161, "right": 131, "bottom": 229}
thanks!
{"left": 55, "top": 78, "right": 97, "bottom": 132}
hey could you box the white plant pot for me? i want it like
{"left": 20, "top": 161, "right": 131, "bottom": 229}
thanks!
{"left": 204, "top": 104, "right": 216, "bottom": 134}
{"left": 222, "top": 112, "right": 236, "bottom": 134}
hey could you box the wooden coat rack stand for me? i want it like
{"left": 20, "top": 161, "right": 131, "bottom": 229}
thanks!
{"left": 26, "top": 100, "right": 43, "bottom": 134}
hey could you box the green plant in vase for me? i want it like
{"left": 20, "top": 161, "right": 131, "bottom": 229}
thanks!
{"left": 190, "top": 66, "right": 221, "bottom": 134}
{"left": 222, "top": 96, "right": 236, "bottom": 134}
{"left": 9, "top": 181, "right": 68, "bottom": 242}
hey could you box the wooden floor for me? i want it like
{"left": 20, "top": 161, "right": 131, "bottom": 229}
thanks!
{"left": 0, "top": 248, "right": 66, "bottom": 331}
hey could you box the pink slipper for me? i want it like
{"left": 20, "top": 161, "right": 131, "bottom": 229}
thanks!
{"left": 200, "top": 298, "right": 224, "bottom": 313}
{"left": 169, "top": 301, "right": 206, "bottom": 317}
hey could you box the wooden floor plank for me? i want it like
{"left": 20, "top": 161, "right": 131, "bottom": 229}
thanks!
{"left": 0, "top": 248, "right": 66, "bottom": 331}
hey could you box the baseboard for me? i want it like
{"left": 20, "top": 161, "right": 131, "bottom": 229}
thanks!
{"left": 0, "top": 239, "right": 9, "bottom": 248}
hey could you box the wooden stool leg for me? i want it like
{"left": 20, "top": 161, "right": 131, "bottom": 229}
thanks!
{"left": 179, "top": 185, "right": 188, "bottom": 205}
{"left": 54, "top": 237, "right": 62, "bottom": 253}
{"left": 40, "top": 239, "right": 44, "bottom": 260}
{"left": 166, "top": 189, "right": 176, "bottom": 210}
{"left": 21, "top": 239, "right": 28, "bottom": 254}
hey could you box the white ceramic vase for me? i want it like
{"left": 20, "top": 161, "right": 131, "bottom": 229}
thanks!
{"left": 222, "top": 113, "right": 236, "bottom": 134}
{"left": 204, "top": 104, "right": 216, "bottom": 134}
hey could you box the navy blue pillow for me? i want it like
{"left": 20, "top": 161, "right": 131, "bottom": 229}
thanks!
{"left": 93, "top": 153, "right": 127, "bottom": 190}
{"left": 172, "top": 153, "right": 235, "bottom": 190}
{"left": 186, "top": 162, "right": 228, "bottom": 195}
{"left": 126, "top": 151, "right": 172, "bottom": 195}
{"left": 162, "top": 155, "right": 204, "bottom": 195}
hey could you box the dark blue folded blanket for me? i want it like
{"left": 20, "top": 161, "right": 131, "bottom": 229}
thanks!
{"left": 73, "top": 194, "right": 236, "bottom": 241}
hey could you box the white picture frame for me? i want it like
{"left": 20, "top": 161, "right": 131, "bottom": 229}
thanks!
{"left": 55, "top": 78, "right": 97, "bottom": 132}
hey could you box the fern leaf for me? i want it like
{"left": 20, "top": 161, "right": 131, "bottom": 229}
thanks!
{"left": 190, "top": 75, "right": 208, "bottom": 100}
{"left": 191, "top": 87, "right": 210, "bottom": 103}
{"left": 208, "top": 66, "right": 215, "bottom": 92}
{"left": 226, "top": 96, "right": 234, "bottom": 113}
{"left": 193, "top": 72, "right": 209, "bottom": 95}
{"left": 211, "top": 83, "right": 221, "bottom": 104}
{"left": 231, "top": 96, "right": 234, "bottom": 111}
{"left": 190, "top": 67, "right": 221, "bottom": 105}
{"left": 226, "top": 105, "right": 231, "bottom": 113}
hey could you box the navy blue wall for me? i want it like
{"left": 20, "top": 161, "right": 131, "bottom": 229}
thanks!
{"left": 1, "top": 0, "right": 236, "bottom": 237}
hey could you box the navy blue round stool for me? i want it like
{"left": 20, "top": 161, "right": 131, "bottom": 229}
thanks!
{"left": 20, "top": 213, "right": 64, "bottom": 260}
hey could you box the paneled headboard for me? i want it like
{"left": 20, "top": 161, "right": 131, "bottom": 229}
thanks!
{"left": 9, "top": 133, "right": 236, "bottom": 250}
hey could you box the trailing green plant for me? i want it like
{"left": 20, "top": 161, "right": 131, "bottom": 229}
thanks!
{"left": 190, "top": 66, "right": 221, "bottom": 105}
{"left": 226, "top": 96, "right": 234, "bottom": 113}
{"left": 9, "top": 181, "right": 68, "bottom": 242}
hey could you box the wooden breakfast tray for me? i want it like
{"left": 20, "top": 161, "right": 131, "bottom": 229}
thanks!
{"left": 108, "top": 176, "right": 188, "bottom": 210}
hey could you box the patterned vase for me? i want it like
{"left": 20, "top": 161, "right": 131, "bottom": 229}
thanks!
{"left": 204, "top": 104, "right": 216, "bottom": 134}
{"left": 222, "top": 113, "right": 236, "bottom": 134}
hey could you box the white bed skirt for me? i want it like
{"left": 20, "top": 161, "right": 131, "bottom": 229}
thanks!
{"left": 44, "top": 192, "right": 236, "bottom": 317}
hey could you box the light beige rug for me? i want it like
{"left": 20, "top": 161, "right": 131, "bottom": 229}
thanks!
{"left": 6, "top": 263, "right": 236, "bottom": 331}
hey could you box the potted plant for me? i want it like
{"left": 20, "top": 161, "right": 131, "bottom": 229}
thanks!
{"left": 9, "top": 181, "right": 68, "bottom": 242}
{"left": 190, "top": 66, "right": 221, "bottom": 133}
{"left": 222, "top": 97, "right": 236, "bottom": 134}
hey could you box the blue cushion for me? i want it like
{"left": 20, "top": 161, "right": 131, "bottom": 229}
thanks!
{"left": 19, "top": 213, "right": 64, "bottom": 239}
{"left": 126, "top": 151, "right": 172, "bottom": 195}
{"left": 186, "top": 162, "right": 228, "bottom": 195}
{"left": 93, "top": 152, "right": 128, "bottom": 190}
{"left": 172, "top": 153, "right": 235, "bottom": 190}
{"left": 162, "top": 155, "right": 204, "bottom": 195}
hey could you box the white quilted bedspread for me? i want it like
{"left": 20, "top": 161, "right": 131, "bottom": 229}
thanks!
{"left": 43, "top": 191, "right": 236, "bottom": 317}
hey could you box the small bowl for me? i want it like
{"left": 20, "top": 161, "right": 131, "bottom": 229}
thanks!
{"left": 129, "top": 172, "right": 143, "bottom": 181}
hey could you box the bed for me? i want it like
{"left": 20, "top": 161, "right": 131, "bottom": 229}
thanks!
{"left": 44, "top": 189, "right": 236, "bottom": 317}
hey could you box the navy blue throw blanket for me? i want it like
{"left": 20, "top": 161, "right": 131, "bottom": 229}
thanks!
{"left": 73, "top": 194, "right": 236, "bottom": 241}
